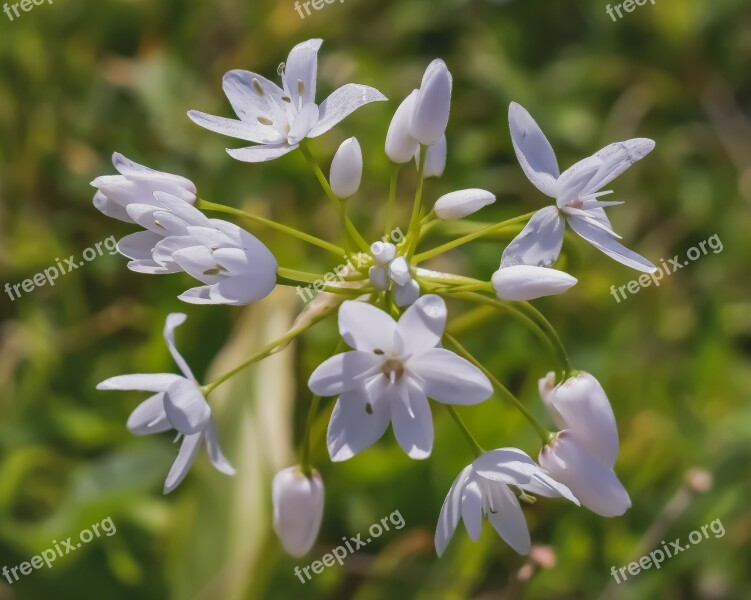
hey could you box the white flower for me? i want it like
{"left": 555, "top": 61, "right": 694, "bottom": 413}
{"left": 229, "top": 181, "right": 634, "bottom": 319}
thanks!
{"left": 188, "top": 39, "right": 387, "bottom": 163}
{"left": 434, "top": 189, "right": 495, "bottom": 220}
{"left": 537, "top": 371, "right": 631, "bottom": 517}
{"left": 92, "top": 153, "right": 196, "bottom": 223}
{"left": 154, "top": 217, "right": 278, "bottom": 305}
{"left": 411, "top": 59, "right": 452, "bottom": 146}
{"left": 272, "top": 466, "right": 324, "bottom": 558}
{"left": 419, "top": 134, "right": 447, "bottom": 178}
{"left": 330, "top": 137, "right": 363, "bottom": 198}
{"left": 435, "top": 448, "right": 578, "bottom": 556}
{"left": 385, "top": 90, "right": 419, "bottom": 164}
{"left": 308, "top": 295, "right": 493, "bottom": 461}
{"left": 492, "top": 264, "right": 577, "bottom": 301}
{"left": 367, "top": 241, "right": 420, "bottom": 307}
{"left": 96, "top": 313, "right": 235, "bottom": 494}
{"left": 503, "top": 102, "right": 657, "bottom": 273}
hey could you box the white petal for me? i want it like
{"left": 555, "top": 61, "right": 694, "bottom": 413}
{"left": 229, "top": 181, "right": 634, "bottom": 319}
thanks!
{"left": 287, "top": 103, "right": 320, "bottom": 145}
{"left": 127, "top": 393, "right": 171, "bottom": 435}
{"left": 221, "top": 69, "right": 287, "bottom": 135}
{"left": 492, "top": 265, "right": 577, "bottom": 301}
{"left": 566, "top": 214, "right": 657, "bottom": 273}
{"left": 163, "top": 313, "right": 195, "bottom": 380}
{"left": 434, "top": 189, "right": 496, "bottom": 220}
{"left": 163, "top": 379, "right": 211, "bottom": 435}
{"left": 226, "top": 143, "right": 297, "bottom": 163}
{"left": 177, "top": 285, "right": 215, "bottom": 304}
{"left": 500, "top": 206, "right": 565, "bottom": 269}
{"left": 152, "top": 235, "right": 198, "bottom": 266}
{"left": 338, "top": 300, "right": 397, "bottom": 352}
{"left": 385, "top": 90, "right": 420, "bottom": 164}
{"left": 283, "top": 39, "right": 322, "bottom": 107}
{"left": 330, "top": 137, "right": 363, "bottom": 198}
{"left": 209, "top": 271, "right": 277, "bottom": 306}
{"left": 393, "top": 279, "right": 420, "bottom": 308}
{"left": 556, "top": 155, "right": 603, "bottom": 208}
{"left": 460, "top": 479, "right": 484, "bottom": 541}
{"left": 368, "top": 265, "right": 389, "bottom": 290}
{"left": 408, "top": 348, "right": 492, "bottom": 405}
{"left": 307, "top": 351, "right": 381, "bottom": 396}
{"left": 272, "top": 466, "right": 324, "bottom": 558}
{"left": 204, "top": 419, "right": 236, "bottom": 475}
{"left": 411, "top": 59, "right": 452, "bottom": 146}
{"left": 187, "top": 110, "right": 271, "bottom": 143}
{"left": 370, "top": 241, "right": 396, "bottom": 265}
{"left": 435, "top": 465, "right": 472, "bottom": 556}
{"left": 127, "top": 259, "right": 179, "bottom": 274}
{"left": 395, "top": 294, "right": 446, "bottom": 354}
{"left": 539, "top": 433, "right": 631, "bottom": 517}
{"left": 308, "top": 84, "right": 387, "bottom": 138}
{"left": 486, "top": 485, "right": 532, "bottom": 555}
{"left": 390, "top": 381, "right": 433, "bottom": 459}
{"left": 508, "top": 102, "right": 560, "bottom": 197}
{"left": 117, "top": 231, "right": 162, "bottom": 260}
{"left": 111, "top": 152, "right": 156, "bottom": 176}
{"left": 96, "top": 373, "right": 181, "bottom": 392}
{"left": 584, "top": 138, "right": 656, "bottom": 194}
{"left": 93, "top": 191, "right": 132, "bottom": 222}
{"left": 388, "top": 256, "right": 412, "bottom": 286}
{"left": 421, "top": 134, "right": 447, "bottom": 178}
{"left": 327, "top": 387, "right": 391, "bottom": 461}
{"left": 163, "top": 432, "right": 203, "bottom": 494}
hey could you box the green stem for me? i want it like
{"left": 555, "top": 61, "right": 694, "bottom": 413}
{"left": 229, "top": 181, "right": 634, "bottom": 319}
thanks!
{"left": 444, "top": 332, "right": 552, "bottom": 445}
{"left": 201, "top": 304, "right": 336, "bottom": 396}
{"left": 197, "top": 198, "right": 343, "bottom": 256}
{"left": 447, "top": 405, "right": 484, "bottom": 458}
{"left": 298, "top": 141, "right": 370, "bottom": 253}
{"left": 300, "top": 395, "right": 321, "bottom": 477}
{"left": 413, "top": 211, "right": 537, "bottom": 263}
{"left": 385, "top": 164, "right": 401, "bottom": 235}
{"left": 404, "top": 145, "right": 427, "bottom": 259}
{"left": 518, "top": 302, "right": 573, "bottom": 379}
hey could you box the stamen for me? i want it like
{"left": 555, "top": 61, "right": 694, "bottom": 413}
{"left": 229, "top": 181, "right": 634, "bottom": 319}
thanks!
{"left": 257, "top": 116, "right": 274, "bottom": 126}
{"left": 252, "top": 78, "right": 264, "bottom": 95}
{"left": 297, "top": 79, "right": 305, "bottom": 97}
{"left": 365, "top": 403, "right": 374, "bottom": 415}
{"left": 154, "top": 219, "right": 166, "bottom": 230}
{"left": 281, "top": 96, "right": 292, "bottom": 103}
{"left": 382, "top": 359, "right": 404, "bottom": 381}
{"left": 277, "top": 62, "right": 286, "bottom": 77}
{"left": 373, "top": 348, "right": 385, "bottom": 355}
{"left": 203, "top": 265, "right": 228, "bottom": 276}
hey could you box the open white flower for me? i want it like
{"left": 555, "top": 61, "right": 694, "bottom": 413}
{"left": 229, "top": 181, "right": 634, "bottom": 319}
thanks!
{"left": 308, "top": 295, "right": 492, "bottom": 461}
{"left": 368, "top": 241, "right": 420, "bottom": 307}
{"left": 92, "top": 153, "right": 196, "bottom": 223}
{"left": 435, "top": 448, "right": 578, "bottom": 556}
{"left": 96, "top": 313, "right": 235, "bottom": 494}
{"left": 537, "top": 371, "right": 631, "bottom": 517}
{"left": 272, "top": 466, "right": 324, "bottom": 558}
{"left": 188, "top": 39, "right": 387, "bottom": 163}
{"left": 503, "top": 102, "right": 656, "bottom": 273}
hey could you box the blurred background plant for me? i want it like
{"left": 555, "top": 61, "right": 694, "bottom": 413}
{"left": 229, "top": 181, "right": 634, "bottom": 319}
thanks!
{"left": 1, "top": 0, "right": 750, "bottom": 598}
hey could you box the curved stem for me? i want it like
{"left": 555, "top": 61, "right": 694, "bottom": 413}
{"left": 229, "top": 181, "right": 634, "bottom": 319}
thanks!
{"left": 518, "top": 301, "right": 573, "bottom": 379}
{"left": 443, "top": 332, "right": 552, "bottom": 446}
{"left": 413, "top": 211, "right": 537, "bottom": 263}
{"left": 447, "top": 405, "right": 484, "bottom": 458}
{"left": 197, "top": 198, "right": 343, "bottom": 256}
{"left": 298, "top": 141, "right": 370, "bottom": 253}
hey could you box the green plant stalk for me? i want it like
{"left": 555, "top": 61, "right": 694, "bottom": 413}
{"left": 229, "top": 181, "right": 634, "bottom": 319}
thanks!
{"left": 413, "top": 211, "right": 537, "bottom": 263}
{"left": 299, "top": 395, "right": 321, "bottom": 477}
{"left": 447, "top": 405, "right": 484, "bottom": 458}
{"left": 298, "top": 141, "right": 371, "bottom": 253}
{"left": 404, "top": 145, "right": 428, "bottom": 259}
{"left": 443, "top": 332, "right": 553, "bottom": 445}
{"left": 518, "top": 301, "right": 573, "bottom": 379}
{"left": 197, "top": 198, "right": 343, "bottom": 256}
{"left": 385, "top": 163, "right": 402, "bottom": 235}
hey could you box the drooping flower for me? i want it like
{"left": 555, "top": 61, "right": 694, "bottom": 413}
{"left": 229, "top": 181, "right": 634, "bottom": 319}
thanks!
{"left": 308, "top": 295, "right": 493, "bottom": 461}
{"left": 330, "top": 137, "right": 363, "bottom": 198}
{"left": 272, "top": 466, "right": 324, "bottom": 557}
{"left": 503, "top": 102, "right": 657, "bottom": 273}
{"left": 188, "top": 39, "right": 387, "bottom": 163}
{"left": 96, "top": 313, "right": 235, "bottom": 494}
{"left": 435, "top": 448, "right": 578, "bottom": 556}
{"left": 92, "top": 153, "right": 196, "bottom": 223}
{"left": 492, "top": 264, "right": 577, "bottom": 301}
{"left": 367, "top": 241, "right": 420, "bottom": 307}
{"left": 537, "top": 371, "right": 631, "bottom": 517}
{"left": 434, "top": 189, "right": 495, "bottom": 220}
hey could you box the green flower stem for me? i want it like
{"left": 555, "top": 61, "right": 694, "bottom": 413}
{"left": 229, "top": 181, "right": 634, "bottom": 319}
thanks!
{"left": 443, "top": 332, "right": 553, "bottom": 446}
{"left": 447, "top": 305, "right": 498, "bottom": 337}
{"left": 447, "top": 405, "right": 484, "bottom": 458}
{"left": 416, "top": 269, "right": 487, "bottom": 287}
{"left": 298, "top": 141, "right": 371, "bottom": 253}
{"left": 385, "top": 163, "right": 402, "bottom": 235}
{"left": 196, "top": 198, "right": 344, "bottom": 256}
{"left": 413, "top": 211, "right": 537, "bottom": 263}
{"left": 404, "top": 145, "right": 428, "bottom": 259}
{"left": 518, "top": 301, "right": 573, "bottom": 379}
{"left": 201, "top": 304, "right": 337, "bottom": 397}
{"left": 299, "top": 395, "right": 321, "bottom": 477}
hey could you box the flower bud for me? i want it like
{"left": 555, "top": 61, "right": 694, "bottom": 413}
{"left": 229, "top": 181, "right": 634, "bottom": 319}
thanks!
{"left": 370, "top": 241, "right": 396, "bottom": 265}
{"left": 434, "top": 188, "right": 495, "bottom": 220}
{"left": 419, "top": 134, "right": 447, "bottom": 178}
{"left": 330, "top": 137, "right": 363, "bottom": 198}
{"left": 491, "top": 265, "right": 577, "bottom": 301}
{"left": 272, "top": 466, "right": 324, "bottom": 558}
{"left": 539, "top": 433, "right": 630, "bottom": 517}
{"left": 385, "top": 91, "right": 420, "bottom": 163}
{"left": 411, "top": 59, "right": 452, "bottom": 146}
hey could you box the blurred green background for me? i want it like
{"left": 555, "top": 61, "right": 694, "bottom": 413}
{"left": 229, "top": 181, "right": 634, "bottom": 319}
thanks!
{"left": 1, "top": 0, "right": 750, "bottom": 598}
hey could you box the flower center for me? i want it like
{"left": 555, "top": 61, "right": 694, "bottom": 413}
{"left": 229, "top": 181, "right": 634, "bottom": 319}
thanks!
{"left": 382, "top": 358, "right": 405, "bottom": 382}
{"left": 567, "top": 199, "right": 584, "bottom": 209}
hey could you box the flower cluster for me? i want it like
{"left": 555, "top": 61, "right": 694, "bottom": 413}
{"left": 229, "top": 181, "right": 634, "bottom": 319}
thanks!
{"left": 94, "top": 39, "right": 655, "bottom": 558}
